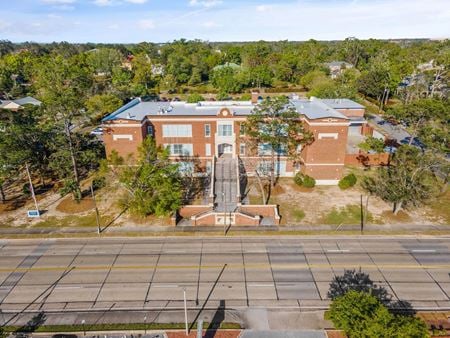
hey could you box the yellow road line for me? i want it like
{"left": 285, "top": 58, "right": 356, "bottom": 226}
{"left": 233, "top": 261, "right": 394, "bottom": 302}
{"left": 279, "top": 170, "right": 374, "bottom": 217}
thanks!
{"left": 0, "top": 263, "right": 449, "bottom": 273}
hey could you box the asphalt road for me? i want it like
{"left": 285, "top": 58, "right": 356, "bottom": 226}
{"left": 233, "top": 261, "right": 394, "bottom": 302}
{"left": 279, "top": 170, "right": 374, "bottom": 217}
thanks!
{"left": 0, "top": 236, "right": 449, "bottom": 320}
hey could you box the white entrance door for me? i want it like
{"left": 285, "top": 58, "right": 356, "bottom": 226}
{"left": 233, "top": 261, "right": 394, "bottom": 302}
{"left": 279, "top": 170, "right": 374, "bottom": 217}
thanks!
{"left": 223, "top": 144, "right": 232, "bottom": 154}
{"left": 219, "top": 143, "right": 233, "bottom": 156}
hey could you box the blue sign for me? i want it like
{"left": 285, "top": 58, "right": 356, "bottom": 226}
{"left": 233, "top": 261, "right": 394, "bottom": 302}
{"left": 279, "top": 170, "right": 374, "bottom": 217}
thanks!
{"left": 27, "top": 210, "right": 40, "bottom": 218}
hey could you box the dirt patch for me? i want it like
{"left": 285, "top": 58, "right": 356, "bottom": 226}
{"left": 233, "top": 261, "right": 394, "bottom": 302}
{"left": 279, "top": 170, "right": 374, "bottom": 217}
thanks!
{"left": 56, "top": 197, "right": 95, "bottom": 214}
{"left": 381, "top": 210, "right": 412, "bottom": 223}
{"left": 246, "top": 175, "right": 439, "bottom": 226}
{"left": 271, "top": 184, "right": 285, "bottom": 196}
{"left": 125, "top": 214, "right": 172, "bottom": 226}
{"left": 291, "top": 185, "right": 315, "bottom": 193}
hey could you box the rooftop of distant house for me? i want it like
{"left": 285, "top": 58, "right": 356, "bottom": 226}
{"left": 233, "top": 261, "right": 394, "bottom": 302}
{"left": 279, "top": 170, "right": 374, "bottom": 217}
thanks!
{"left": 0, "top": 96, "right": 41, "bottom": 110}
{"left": 102, "top": 96, "right": 364, "bottom": 123}
{"left": 324, "top": 61, "right": 354, "bottom": 68}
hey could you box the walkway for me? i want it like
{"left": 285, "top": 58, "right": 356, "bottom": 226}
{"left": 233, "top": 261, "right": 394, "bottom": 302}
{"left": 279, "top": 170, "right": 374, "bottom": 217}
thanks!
{"left": 214, "top": 156, "right": 238, "bottom": 213}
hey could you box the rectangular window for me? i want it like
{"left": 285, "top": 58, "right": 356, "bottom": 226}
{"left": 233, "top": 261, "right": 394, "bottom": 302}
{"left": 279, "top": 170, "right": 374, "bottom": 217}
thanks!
{"left": 205, "top": 143, "right": 211, "bottom": 156}
{"left": 218, "top": 124, "right": 232, "bottom": 136}
{"left": 239, "top": 123, "right": 245, "bottom": 136}
{"left": 162, "top": 124, "right": 192, "bottom": 137}
{"left": 257, "top": 161, "right": 286, "bottom": 175}
{"left": 164, "top": 144, "right": 193, "bottom": 156}
{"left": 258, "top": 143, "right": 287, "bottom": 156}
{"left": 240, "top": 143, "right": 246, "bottom": 155}
{"left": 178, "top": 161, "right": 194, "bottom": 174}
{"left": 204, "top": 124, "right": 211, "bottom": 137}
{"left": 147, "top": 125, "right": 154, "bottom": 136}
{"left": 173, "top": 144, "right": 183, "bottom": 155}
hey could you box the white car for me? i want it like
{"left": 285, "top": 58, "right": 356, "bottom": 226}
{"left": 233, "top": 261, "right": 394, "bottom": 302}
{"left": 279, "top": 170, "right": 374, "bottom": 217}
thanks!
{"left": 90, "top": 127, "right": 103, "bottom": 136}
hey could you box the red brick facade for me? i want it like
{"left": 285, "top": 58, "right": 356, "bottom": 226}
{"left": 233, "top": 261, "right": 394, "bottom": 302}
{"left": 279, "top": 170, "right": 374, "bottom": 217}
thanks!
{"left": 102, "top": 98, "right": 366, "bottom": 184}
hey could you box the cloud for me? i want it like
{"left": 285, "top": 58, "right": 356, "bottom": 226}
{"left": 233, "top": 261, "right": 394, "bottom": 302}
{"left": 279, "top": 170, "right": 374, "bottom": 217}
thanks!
{"left": 41, "top": 0, "right": 76, "bottom": 3}
{"left": 47, "top": 14, "right": 63, "bottom": 19}
{"left": 256, "top": 5, "right": 273, "bottom": 12}
{"left": 138, "top": 19, "right": 155, "bottom": 29}
{"left": 202, "top": 21, "right": 221, "bottom": 28}
{"left": 189, "top": 0, "right": 222, "bottom": 8}
{"left": 92, "top": 0, "right": 147, "bottom": 5}
{"left": 93, "top": 0, "right": 114, "bottom": 6}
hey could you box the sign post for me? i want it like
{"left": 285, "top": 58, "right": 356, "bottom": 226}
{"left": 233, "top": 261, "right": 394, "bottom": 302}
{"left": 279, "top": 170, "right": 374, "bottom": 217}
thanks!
{"left": 25, "top": 163, "right": 40, "bottom": 217}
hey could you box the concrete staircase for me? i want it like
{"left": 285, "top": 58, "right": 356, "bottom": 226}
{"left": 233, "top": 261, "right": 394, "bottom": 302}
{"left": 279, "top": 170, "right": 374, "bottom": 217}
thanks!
{"left": 214, "top": 156, "right": 238, "bottom": 212}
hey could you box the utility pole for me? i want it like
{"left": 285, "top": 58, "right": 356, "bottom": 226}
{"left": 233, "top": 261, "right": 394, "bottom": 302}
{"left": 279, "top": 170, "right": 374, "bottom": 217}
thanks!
{"left": 222, "top": 191, "right": 226, "bottom": 236}
{"left": 25, "top": 163, "right": 40, "bottom": 216}
{"left": 364, "top": 195, "right": 370, "bottom": 229}
{"left": 90, "top": 185, "right": 101, "bottom": 234}
{"left": 360, "top": 194, "right": 364, "bottom": 235}
{"left": 183, "top": 288, "right": 188, "bottom": 336}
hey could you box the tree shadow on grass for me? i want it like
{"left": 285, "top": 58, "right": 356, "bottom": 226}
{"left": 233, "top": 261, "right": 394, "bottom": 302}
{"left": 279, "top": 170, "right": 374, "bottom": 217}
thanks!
{"left": 14, "top": 312, "right": 46, "bottom": 334}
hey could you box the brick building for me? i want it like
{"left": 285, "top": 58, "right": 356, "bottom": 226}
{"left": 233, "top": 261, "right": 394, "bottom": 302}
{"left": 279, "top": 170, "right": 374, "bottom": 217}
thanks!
{"left": 101, "top": 94, "right": 366, "bottom": 185}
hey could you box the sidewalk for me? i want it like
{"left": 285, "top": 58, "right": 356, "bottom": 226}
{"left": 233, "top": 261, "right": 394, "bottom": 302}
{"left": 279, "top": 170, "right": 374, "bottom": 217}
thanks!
{"left": 0, "top": 222, "right": 448, "bottom": 237}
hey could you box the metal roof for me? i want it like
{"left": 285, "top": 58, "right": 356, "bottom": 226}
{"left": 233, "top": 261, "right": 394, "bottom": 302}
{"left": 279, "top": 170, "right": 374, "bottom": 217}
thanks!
{"left": 102, "top": 97, "right": 355, "bottom": 122}
{"left": 320, "top": 98, "right": 364, "bottom": 109}
{"left": 13, "top": 96, "right": 42, "bottom": 106}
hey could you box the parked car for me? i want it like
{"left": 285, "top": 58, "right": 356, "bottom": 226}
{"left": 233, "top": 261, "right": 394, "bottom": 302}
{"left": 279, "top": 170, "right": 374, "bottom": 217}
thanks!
{"left": 90, "top": 127, "right": 103, "bottom": 136}
{"left": 400, "top": 136, "right": 425, "bottom": 149}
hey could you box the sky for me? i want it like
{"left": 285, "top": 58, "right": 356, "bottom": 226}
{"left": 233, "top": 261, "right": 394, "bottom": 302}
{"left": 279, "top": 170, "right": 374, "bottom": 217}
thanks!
{"left": 0, "top": 0, "right": 449, "bottom": 43}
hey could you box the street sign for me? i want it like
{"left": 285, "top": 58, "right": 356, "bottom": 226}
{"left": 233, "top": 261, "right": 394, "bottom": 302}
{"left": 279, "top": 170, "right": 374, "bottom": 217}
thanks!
{"left": 27, "top": 210, "right": 40, "bottom": 218}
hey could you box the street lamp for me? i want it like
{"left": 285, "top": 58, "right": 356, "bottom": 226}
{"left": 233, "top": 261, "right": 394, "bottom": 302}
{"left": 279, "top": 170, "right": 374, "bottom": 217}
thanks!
{"left": 81, "top": 319, "right": 86, "bottom": 337}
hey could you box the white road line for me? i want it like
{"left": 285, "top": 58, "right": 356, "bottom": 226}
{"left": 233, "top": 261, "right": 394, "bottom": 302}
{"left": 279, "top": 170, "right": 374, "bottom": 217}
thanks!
{"left": 247, "top": 284, "right": 273, "bottom": 287}
{"left": 163, "top": 250, "right": 188, "bottom": 254}
{"left": 327, "top": 249, "right": 350, "bottom": 253}
{"left": 55, "top": 286, "right": 82, "bottom": 289}
{"left": 151, "top": 285, "right": 179, "bottom": 288}
{"left": 411, "top": 249, "right": 436, "bottom": 253}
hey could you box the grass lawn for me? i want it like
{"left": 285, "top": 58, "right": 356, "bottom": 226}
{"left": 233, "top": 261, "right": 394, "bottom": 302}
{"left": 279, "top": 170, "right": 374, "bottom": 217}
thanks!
{"left": 56, "top": 196, "right": 95, "bottom": 213}
{"left": 32, "top": 213, "right": 114, "bottom": 228}
{"left": 320, "top": 204, "right": 373, "bottom": 225}
{"left": 4, "top": 322, "right": 241, "bottom": 334}
{"left": 427, "top": 189, "right": 450, "bottom": 224}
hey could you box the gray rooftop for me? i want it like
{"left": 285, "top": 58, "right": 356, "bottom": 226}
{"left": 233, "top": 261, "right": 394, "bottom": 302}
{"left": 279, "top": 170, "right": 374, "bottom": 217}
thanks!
{"left": 102, "top": 97, "right": 357, "bottom": 122}
{"left": 325, "top": 61, "right": 353, "bottom": 68}
{"left": 13, "top": 96, "right": 42, "bottom": 106}
{"left": 320, "top": 98, "right": 364, "bottom": 109}
{"left": 0, "top": 96, "right": 41, "bottom": 109}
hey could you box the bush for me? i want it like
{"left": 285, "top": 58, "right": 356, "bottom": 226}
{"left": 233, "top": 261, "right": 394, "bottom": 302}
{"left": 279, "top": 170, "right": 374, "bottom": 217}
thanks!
{"left": 294, "top": 172, "right": 304, "bottom": 186}
{"left": 302, "top": 175, "right": 316, "bottom": 188}
{"left": 294, "top": 172, "right": 316, "bottom": 188}
{"left": 339, "top": 173, "right": 357, "bottom": 190}
{"left": 186, "top": 93, "right": 205, "bottom": 103}
{"left": 92, "top": 176, "right": 106, "bottom": 190}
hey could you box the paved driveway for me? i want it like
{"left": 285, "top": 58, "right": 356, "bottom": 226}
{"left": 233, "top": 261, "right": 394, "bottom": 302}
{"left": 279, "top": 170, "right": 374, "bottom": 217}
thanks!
{"left": 367, "top": 113, "right": 410, "bottom": 143}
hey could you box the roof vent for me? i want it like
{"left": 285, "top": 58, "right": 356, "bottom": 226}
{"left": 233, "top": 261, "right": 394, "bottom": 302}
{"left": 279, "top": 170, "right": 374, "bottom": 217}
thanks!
{"left": 167, "top": 105, "right": 173, "bottom": 112}
{"left": 127, "top": 112, "right": 132, "bottom": 119}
